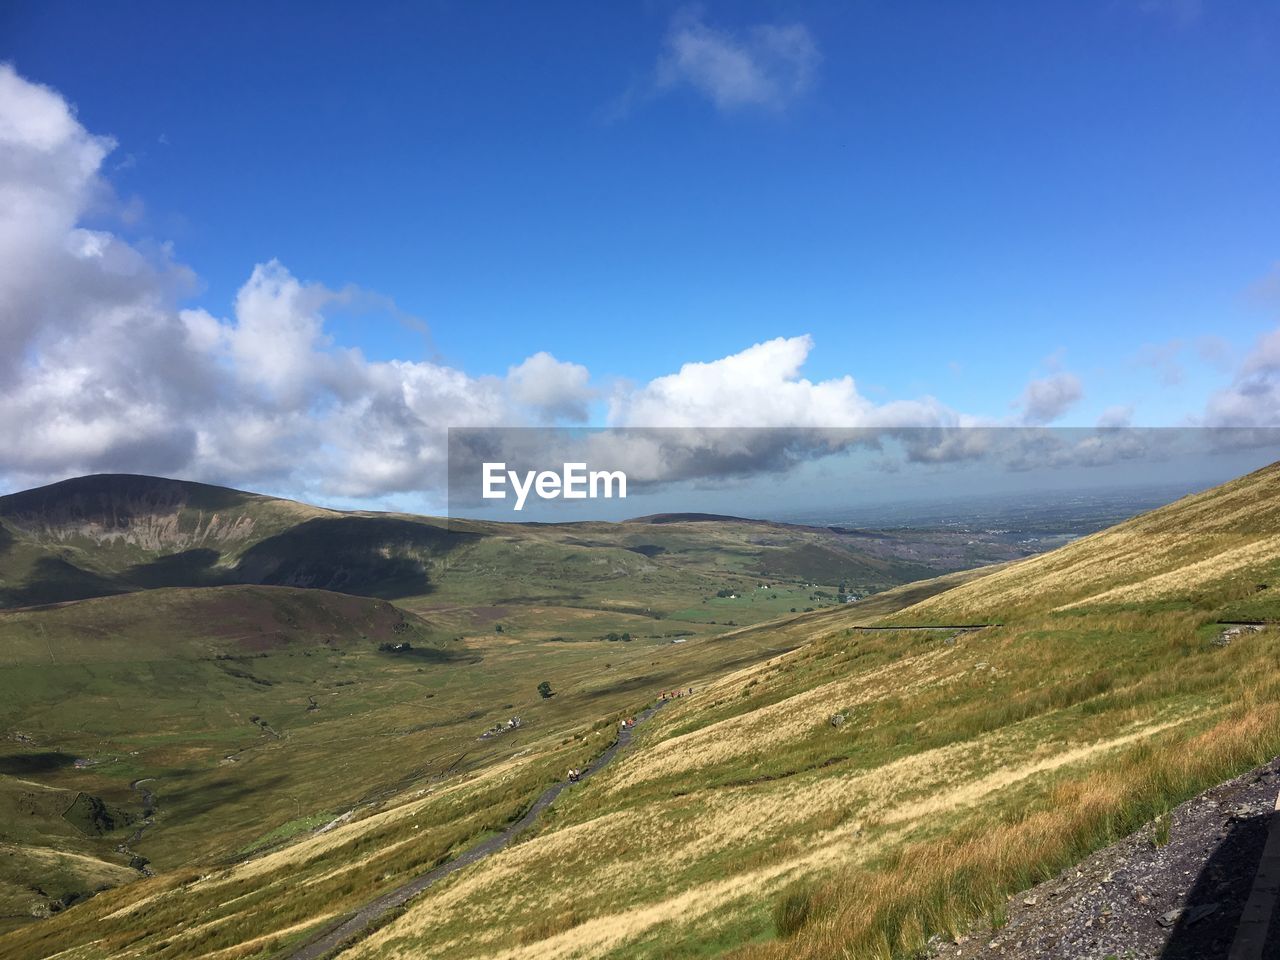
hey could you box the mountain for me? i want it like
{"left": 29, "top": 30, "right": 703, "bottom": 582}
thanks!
{"left": 7, "top": 469, "right": 1269, "bottom": 958}
{"left": 0, "top": 474, "right": 1025, "bottom": 616}
{"left": 0, "top": 473, "right": 998, "bottom": 937}
{"left": 0, "top": 474, "right": 477, "bottom": 607}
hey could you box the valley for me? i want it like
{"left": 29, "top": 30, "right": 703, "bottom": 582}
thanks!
{"left": 0, "top": 467, "right": 1278, "bottom": 959}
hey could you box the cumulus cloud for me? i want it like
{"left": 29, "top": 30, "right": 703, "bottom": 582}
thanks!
{"left": 580, "top": 335, "right": 981, "bottom": 488}
{"left": 1097, "top": 405, "right": 1135, "bottom": 428}
{"left": 1203, "top": 325, "right": 1280, "bottom": 428}
{"left": 609, "top": 336, "right": 953, "bottom": 430}
{"left": 507, "top": 352, "right": 593, "bottom": 423}
{"left": 0, "top": 64, "right": 143, "bottom": 372}
{"left": 1016, "top": 372, "right": 1083, "bottom": 425}
{"left": 1200, "top": 262, "right": 1280, "bottom": 430}
{"left": 0, "top": 65, "right": 207, "bottom": 481}
{"left": 654, "top": 11, "right": 819, "bottom": 111}
{"left": 2, "top": 64, "right": 1229, "bottom": 508}
{"left": 0, "top": 65, "right": 594, "bottom": 503}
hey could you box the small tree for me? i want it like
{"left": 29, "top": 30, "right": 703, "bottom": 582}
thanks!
{"left": 537, "top": 680, "right": 553, "bottom": 699}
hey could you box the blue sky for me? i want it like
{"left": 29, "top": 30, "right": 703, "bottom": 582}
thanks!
{"left": 1, "top": 1, "right": 1278, "bottom": 509}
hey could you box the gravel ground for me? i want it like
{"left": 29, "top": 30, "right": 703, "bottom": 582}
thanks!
{"left": 924, "top": 756, "right": 1280, "bottom": 960}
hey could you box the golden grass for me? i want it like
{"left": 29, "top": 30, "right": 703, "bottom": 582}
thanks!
{"left": 901, "top": 463, "right": 1280, "bottom": 622}
{"left": 606, "top": 647, "right": 951, "bottom": 792}
{"left": 15, "top": 465, "right": 1280, "bottom": 960}
{"left": 731, "top": 699, "right": 1280, "bottom": 960}
{"left": 341, "top": 653, "right": 1219, "bottom": 959}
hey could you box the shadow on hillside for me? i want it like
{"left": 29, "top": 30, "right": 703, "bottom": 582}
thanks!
{"left": 232, "top": 517, "right": 480, "bottom": 599}
{"left": 126, "top": 548, "right": 226, "bottom": 588}
{"left": 0, "top": 514, "right": 485, "bottom": 608}
{"left": 0, "top": 523, "right": 12, "bottom": 555}
{"left": 1159, "top": 807, "right": 1270, "bottom": 959}
{"left": 0, "top": 752, "right": 77, "bottom": 775}
{"left": 377, "top": 646, "right": 483, "bottom": 665}
{"left": 580, "top": 672, "right": 658, "bottom": 702}
{"left": 158, "top": 772, "right": 289, "bottom": 816}
{"left": 0, "top": 556, "right": 127, "bottom": 607}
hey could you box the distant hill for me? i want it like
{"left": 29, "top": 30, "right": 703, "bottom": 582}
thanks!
{"left": 0, "top": 474, "right": 477, "bottom": 607}
{"left": 623, "top": 512, "right": 773, "bottom": 525}
{"left": 0, "top": 583, "right": 437, "bottom": 664}
{"left": 0, "top": 473, "right": 326, "bottom": 535}
{"left": 0, "top": 474, "right": 1022, "bottom": 611}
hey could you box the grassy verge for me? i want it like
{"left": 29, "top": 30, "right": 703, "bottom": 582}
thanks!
{"left": 736, "top": 697, "right": 1280, "bottom": 959}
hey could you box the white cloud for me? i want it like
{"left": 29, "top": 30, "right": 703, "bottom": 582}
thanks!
{"left": 654, "top": 11, "right": 819, "bottom": 111}
{"left": 609, "top": 336, "right": 957, "bottom": 430}
{"left": 1200, "top": 263, "right": 1280, "bottom": 429}
{"left": 1240, "top": 327, "right": 1280, "bottom": 378}
{"left": 1203, "top": 324, "right": 1280, "bottom": 428}
{"left": 3, "top": 64, "right": 1227, "bottom": 507}
{"left": 0, "top": 63, "right": 125, "bottom": 373}
{"left": 1017, "top": 372, "right": 1083, "bottom": 425}
{"left": 589, "top": 336, "right": 981, "bottom": 485}
{"left": 0, "top": 65, "right": 589, "bottom": 503}
{"left": 1097, "top": 404, "right": 1134, "bottom": 428}
{"left": 2, "top": 79, "right": 957, "bottom": 497}
{"left": 507, "top": 351, "right": 593, "bottom": 423}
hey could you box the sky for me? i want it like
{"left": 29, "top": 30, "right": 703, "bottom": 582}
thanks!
{"left": 1, "top": 1, "right": 1279, "bottom": 513}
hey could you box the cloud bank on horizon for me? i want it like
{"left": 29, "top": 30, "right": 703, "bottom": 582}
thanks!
{"left": 0, "top": 63, "right": 1277, "bottom": 509}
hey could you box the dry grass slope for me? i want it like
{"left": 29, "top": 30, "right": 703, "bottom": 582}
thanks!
{"left": 334, "top": 461, "right": 1280, "bottom": 960}
{"left": 7, "top": 465, "right": 1280, "bottom": 960}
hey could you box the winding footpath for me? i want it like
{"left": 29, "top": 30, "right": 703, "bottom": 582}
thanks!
{"left": 287, "top": 698, "right": 670, "bottom": 960}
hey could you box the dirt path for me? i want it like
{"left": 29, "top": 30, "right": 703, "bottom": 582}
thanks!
{"left": 286, "top": 699, "right": 670, "bottom": 960}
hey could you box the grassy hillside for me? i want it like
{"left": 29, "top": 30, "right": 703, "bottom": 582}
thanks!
{"left": 0, "top": 473, "right": 1018, "bottom": 939}
{"left": 5, "top": 468, "right": 1263, "bottom": 959}
{"left": 0, "top": 565, "right": 956, "bottom": 944}
{"left": 185, "top": 462, "right": 1280, "bottom": 960}
{"left": 0, "top": 585, "right": 447, "bottom": 929}
{"left": 893, "top": 461, "right": 1280, "bottom": 624}
{"left": 0, "top": 587, "right": 926, "bottom": 956}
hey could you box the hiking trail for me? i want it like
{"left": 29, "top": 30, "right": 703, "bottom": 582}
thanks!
{"left": 286, "top": 698, "right": 669, "bottom": 960}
